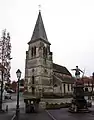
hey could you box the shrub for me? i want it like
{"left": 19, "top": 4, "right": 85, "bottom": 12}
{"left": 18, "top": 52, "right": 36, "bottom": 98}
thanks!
{"left": 46, "top": 102, "right": 71, "bottom": 109}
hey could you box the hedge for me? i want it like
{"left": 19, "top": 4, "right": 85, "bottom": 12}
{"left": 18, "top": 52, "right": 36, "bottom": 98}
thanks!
{"left": 46, "top": 102, "right": 71, "bottom": 109}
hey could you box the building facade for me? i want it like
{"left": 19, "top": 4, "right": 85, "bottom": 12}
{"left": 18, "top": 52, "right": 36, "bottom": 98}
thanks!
{"left": 24, "top": 11, "right": 74, "bottom": 97}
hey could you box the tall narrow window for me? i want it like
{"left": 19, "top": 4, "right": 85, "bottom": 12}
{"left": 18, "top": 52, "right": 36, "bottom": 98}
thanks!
{"left": 32, "top": 87, "right": 35, "bottom": 95}
{"left": 64, "top": 84, "right": 65, "bottom": 94}
{"left": 45, "top": 47, "right": 47, "bottom": 57}
{"left": 34, "top": 46, "right": 36, "bottom": 56}
{"left": 43, "top": 47, "right": 45, "bottom": 57}
{"left": 68, "top": 84, "right": 70, "bottom": 91}
{"left": 32, "top": 76, "right": 35, "bottom": 95}
{"left": 71, "top": 84, "right": 73, "bottom": 90}
{"left": 43, "top": 46, "right": 47, "bottom": 58}
{"left": 32, "top": 76, "right": 34, "bottom": 84}
{"left": 31, "top": 47, "right": 34, "bottom": 57}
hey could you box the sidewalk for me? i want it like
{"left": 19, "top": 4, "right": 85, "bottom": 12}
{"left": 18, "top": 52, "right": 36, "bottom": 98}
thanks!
{"left": 18, "top": 109, "right": 52, "bottom": 120}
{"left": 0, "top": 112, "right": 14, "bottom": 120}
{"left": 0, "top": 108, "right": 51, "bottom": 120}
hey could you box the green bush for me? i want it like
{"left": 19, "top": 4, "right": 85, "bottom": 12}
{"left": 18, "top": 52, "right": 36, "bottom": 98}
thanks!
{"left": 46, "top": 102, "right": 71, "bottom": 109}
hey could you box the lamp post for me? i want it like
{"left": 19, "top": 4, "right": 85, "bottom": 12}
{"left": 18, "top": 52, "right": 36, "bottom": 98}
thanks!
{"left": 16, "top": 69, "right": 21, "bottom": 120}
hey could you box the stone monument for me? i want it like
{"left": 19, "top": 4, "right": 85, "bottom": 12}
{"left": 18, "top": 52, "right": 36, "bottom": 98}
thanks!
{"left": 69, "top": 66, "right": 90, "bottom": 113}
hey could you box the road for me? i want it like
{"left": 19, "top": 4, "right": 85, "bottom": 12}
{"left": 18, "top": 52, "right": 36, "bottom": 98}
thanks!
{"left": 0, "top": 94, "right": 94, "bottom": 120}
{"left": 0, "top": 93, "right": 52, "bottom": 120}
{"left": 47, "top": 107, "right": 94, "bottom": 120}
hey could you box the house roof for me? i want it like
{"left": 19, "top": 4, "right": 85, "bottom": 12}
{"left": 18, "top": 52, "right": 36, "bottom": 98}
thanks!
{"left": 53, "top": 63, "right": 72, "bottom": 76}
{"left": 82, "top": 77, "right": 93, "bottom": 84}
{"left": 53, "top": 73, "right": 75, "bottom": 84}
{"left": 28, "top": 11, "right": 50, "bottom": 45}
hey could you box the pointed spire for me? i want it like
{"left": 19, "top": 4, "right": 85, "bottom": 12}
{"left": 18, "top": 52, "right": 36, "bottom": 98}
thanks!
{"left": 28, "top": 11, "right": 50, "bottom": 45}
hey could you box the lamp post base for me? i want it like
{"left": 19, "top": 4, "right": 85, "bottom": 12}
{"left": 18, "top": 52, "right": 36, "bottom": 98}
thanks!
{"left": 16, "top": 108, "right": 20, "bottom": 120}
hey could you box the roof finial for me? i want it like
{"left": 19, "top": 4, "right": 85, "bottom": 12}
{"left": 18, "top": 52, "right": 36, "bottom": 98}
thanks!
{"left": 38, "top": 4, "right": 41, "bottom": 12}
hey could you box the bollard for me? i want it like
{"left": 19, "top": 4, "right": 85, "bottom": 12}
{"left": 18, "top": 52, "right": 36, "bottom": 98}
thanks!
{"left": 6, "top": 105, "right": 8, "bottom": 112}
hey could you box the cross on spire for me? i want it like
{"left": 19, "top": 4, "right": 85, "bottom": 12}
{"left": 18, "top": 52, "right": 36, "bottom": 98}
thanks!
{"left": 38, "top": 5, "right": 41, "bottom": 12}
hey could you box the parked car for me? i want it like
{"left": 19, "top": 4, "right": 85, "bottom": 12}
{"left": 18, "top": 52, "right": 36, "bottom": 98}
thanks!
{"left": 7, "top": 89, "right": 15, "bottom": 93}
{"left": 0, "top": 90, "right": 11, "bottom": 100}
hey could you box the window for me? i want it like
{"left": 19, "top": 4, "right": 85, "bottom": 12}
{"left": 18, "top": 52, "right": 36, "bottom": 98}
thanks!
{"left": 43, "top": 47, "right": 45, "bottom": 57}
{"left": 64, "top": 84, "right": 65, "bottom": 94}
{"left": 32, "top": 76, "right": 34, "bottom": 84}
{"left": 43, "top": 46, "right": 47, "bottom": 57}
{"left": 85, "top": 87, "right": 88, "bottom": 92}
{"left": 32, "top": 87, "right": 35, "bottom": 95}
{"left": 71, "top": 84, "right": 73, "bottom": 90}
{"left": 34, "top": 46, "right": 36, "bottom": 56}
{"left": 32, "top": 69, "right": 34, "bottom": 73}
{"left": 44, "top": 69, "right": 48, "bottom": 74}
{"left": 45, "top": 47, "right": 47, "bottom": 57}
{"left": 31, "top": 76, "right": 35, "bottom": 95}
{"left": 68, "top": 84, "right": 70, "bottom": 91}
{"left": 31, "top": 47, "right": 34, "bottom": 57}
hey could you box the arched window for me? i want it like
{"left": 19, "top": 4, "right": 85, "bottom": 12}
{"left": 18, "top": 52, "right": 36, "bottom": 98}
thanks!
{"left": 43, "top": 46, "right": 45, "bottom": 57}
{"left": 85, "top": 87, "right": 88, "bottom": 92}
{"left": 45, "top": 47, "right": 47, "bottom": 57}
{"left": 67, "top": 84, "right": 70, "bottom": 91}
{"left": 32, "top": 76, "right": 35, "bottom": 95}
{"left": 31, "top": 47, "right": 34, "bottom": 57}
{"left": 71, "top": 84, "right": 73, "bottom": 90}
{"left": 34, "top": 46, "right": 36, "bottom": 56}
{"left": 47, "top": 46, "right": 50, "bottom": 53}
{"left": 43, "top": 47, "right": 47, "bottom": 58}
{"left": 64, "top": 84, "right": 65, "bottom": 94}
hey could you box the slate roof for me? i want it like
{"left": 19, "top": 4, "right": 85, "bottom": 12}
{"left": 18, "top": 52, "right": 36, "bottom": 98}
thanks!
{"left": 53, "top": 74, "right": 75, "bottom": 84}
{"left": 53, "top": 63, "right": 72, "bottom": 76}
{"left": 28, "top": 11, "right": 50, "bottom": 45}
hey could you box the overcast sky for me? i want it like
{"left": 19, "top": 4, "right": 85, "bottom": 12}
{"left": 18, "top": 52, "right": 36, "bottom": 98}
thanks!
{"left": 0, "top": 0, "right": 94, "bottom": 81}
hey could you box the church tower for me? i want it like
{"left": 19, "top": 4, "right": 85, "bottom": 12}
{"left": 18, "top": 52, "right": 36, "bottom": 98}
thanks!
{"left": 25, "top": 11, "right": 53, "bottom": 96}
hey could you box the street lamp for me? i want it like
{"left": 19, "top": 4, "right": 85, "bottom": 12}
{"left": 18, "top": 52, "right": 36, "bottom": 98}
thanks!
{"left": 16, "top": 69, "right": 21, "bottom": 120}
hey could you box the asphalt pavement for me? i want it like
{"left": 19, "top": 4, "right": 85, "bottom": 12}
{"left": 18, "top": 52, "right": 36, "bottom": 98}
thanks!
{"left": 0, "top": 94, "right": 94, "bottom": 120}
{"left": 0, "top": 112, "right": 14, "bottom": 120}
{"left": 47, "top": 107, "right": 94, "bottom": 120}
{"left": 0, "top": 93, "right": 24, "bottom": 120}
{"left": 0, "top": 93, "right": 52, "bottom": 120}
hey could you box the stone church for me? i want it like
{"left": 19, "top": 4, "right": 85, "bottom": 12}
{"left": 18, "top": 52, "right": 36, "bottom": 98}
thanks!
{"left": 24, "top": 11, "right": 74, "bottom": 97}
